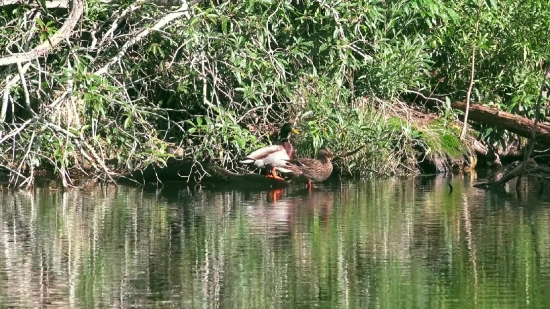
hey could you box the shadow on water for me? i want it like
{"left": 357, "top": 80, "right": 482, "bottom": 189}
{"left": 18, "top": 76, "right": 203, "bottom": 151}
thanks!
{"left": 1, "top": 174, "right": 550, "bottom": 308}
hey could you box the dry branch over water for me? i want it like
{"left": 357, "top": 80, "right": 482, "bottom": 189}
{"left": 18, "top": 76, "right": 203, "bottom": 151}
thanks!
{"left": 451, "top": 101, "right": 550, "bottom": 145}
{"left": 472, "top": 64, "right": 550, "bottom": 191}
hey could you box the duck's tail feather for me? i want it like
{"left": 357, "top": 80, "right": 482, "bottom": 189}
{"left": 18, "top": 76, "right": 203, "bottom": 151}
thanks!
{"left": 283, "top": 159, "right": 305, "bottom": 167}
{"left": 239, "top": 158, "right": 256, "bottom": 164}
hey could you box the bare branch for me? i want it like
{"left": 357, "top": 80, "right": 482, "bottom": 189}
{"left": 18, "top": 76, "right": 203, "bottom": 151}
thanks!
{"left": 97, "top": 3, "right": 142, "bottom": 48}
{"left": 460, "top": 0, "right": 482, "bottom": 140}
{"left": 0, "top": 0, "right": 84, "bottom": 66}
{"left": 1, "top": 63, "right": 31, "bottom": 124}
{"left": 95, "top": 0, "right": 205, "bottom": 75}
{"left": 0, "top": 0, "right": 68, "bottom": 9}
{"left": 404, "top": 90, "right": 446, "bottom": 105}
{"left": 17, "top": 62, "right": 35, "bottom": 115}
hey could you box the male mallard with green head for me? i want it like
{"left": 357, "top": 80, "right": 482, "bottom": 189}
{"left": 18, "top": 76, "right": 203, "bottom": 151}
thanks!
{"left": 239, "top": 123, "right": 299, "bottom": 180}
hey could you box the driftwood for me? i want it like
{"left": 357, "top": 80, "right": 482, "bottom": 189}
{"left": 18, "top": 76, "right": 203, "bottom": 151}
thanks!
{"left": 473, "top": 160, "right": 550, "bottom": 189}
{"left": 122, "top": 161, "right": 290, "bottom": 188}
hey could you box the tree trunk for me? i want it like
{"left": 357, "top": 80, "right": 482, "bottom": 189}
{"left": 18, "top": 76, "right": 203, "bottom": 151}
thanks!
{"left": 452, "top": 101, "right": 550, "bottom": 145}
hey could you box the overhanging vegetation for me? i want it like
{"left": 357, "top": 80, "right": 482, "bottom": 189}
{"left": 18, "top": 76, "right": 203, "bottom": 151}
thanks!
{"left": 1, "top": 0, "right": 549, "bottom": 187}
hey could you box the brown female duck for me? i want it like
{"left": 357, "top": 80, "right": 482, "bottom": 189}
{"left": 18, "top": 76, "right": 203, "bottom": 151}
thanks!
{"left": 279, "top": 146, "right": 333, "bottom": 189}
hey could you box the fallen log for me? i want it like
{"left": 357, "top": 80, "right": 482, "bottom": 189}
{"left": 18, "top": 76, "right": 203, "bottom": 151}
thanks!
{"left": 203, "top": 165, "right": 291, "bottom": 189}
{"left": 467, "top": 64, "right": 550, "bottom": 191}
{"left": 451, "top": 101, "right": 550, "bottom": 145}
{"left": 123, "top": 159, "right": 291, "bottom": 189}
{"left": 125, "top": 145, "right": 367, "bottom": 187}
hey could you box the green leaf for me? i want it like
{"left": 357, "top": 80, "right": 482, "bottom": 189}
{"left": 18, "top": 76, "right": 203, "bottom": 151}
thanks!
{"left": 124, "top": 117, "right": 132, "bottom": 129}
{"left": 36, "top": 18, "right": 45, "bottom": 28}
{"left": 36, "top": 0, "right": 49, "bottom": 14}
{"left": 221, "top": 17, "right": 228, "bottom": 33}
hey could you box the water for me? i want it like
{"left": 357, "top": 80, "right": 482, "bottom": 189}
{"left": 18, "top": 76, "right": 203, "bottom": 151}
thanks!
{"left": 1, "top": 174, "right": 550, "bottom": 308}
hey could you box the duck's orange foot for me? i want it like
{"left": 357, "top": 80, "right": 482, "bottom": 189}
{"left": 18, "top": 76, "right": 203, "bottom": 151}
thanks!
{"left": 267, "top": 174, "right": 285, "bottom": 181}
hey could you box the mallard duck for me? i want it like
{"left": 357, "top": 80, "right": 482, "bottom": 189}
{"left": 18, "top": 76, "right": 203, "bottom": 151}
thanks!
{"left": 239, "top": 123, "right": 299, "bottom": 180}
{"left": 279, "top": 146, "right": 333, "bottom": 189}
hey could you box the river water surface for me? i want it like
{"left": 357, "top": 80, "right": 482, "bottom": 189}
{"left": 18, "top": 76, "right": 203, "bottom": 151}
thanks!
{"left": 1, "top": 174, "right": 550, "bottom": 308}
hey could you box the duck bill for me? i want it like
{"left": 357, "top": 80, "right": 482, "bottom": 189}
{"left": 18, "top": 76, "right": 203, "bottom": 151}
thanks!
{"left": 291, "top": 128, "right": 299, "bottom": 135}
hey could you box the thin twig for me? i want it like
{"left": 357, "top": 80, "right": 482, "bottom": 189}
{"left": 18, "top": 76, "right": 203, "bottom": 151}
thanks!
{"left": 404, "top": 90, "right": 446, "bottom": 105}
{"left": 460, "top": 0, "right": 483, "bottom": 140}
{"left": 95, "top": 0, "right": 205, "bottom": 75}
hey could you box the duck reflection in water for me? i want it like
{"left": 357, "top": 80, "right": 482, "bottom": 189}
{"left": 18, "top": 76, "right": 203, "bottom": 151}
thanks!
{"left": 267, "top": 188, "right": 285, "bottom": 203}
{"left": 246, "top": 187, "right": 335, "bottom": 239}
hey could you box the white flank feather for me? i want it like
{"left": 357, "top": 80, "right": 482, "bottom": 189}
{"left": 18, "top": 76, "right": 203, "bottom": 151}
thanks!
{"left": 240, "top": 145, "right": 290, "bottom": 168}
{"left": 239, "top": 159, "right": 256, "bottom": 164}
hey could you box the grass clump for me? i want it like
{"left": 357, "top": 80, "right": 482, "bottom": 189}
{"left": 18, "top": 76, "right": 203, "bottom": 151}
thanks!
{"left": 288, "top": 77, "right": 428, "bottom": 177}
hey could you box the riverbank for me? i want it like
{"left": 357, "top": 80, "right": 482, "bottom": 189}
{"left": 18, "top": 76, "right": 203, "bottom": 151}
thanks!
{"left": 0, "top": 109, "right": 492, "bottom": 189}
{"left": 2, "top": 100, "right": 549, "bottom": 190}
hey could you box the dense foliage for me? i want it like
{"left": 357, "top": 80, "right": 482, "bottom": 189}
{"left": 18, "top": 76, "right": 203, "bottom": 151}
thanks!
{"left": 0, "top": 0, "right": 548, "bottom": 185}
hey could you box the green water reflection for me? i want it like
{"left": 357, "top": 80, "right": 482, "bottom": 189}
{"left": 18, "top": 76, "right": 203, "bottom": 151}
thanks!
{"left": 1, "top": 175, "right": 550, "bottom": 308}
